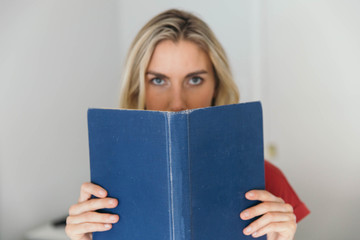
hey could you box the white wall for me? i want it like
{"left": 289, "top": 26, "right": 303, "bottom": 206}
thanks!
{"left": 261, "top": 1, "right": 360, "bottom": 239}
{"left": 0, "top": 1, "right": 121, "bottom": 239}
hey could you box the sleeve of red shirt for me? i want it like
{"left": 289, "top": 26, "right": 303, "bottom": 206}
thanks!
{"left": 264, "top": 160, "right": 310, "bottom": 223}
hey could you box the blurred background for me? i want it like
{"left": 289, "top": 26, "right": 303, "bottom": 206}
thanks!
{"left": 1, "top": 0, "right": 359, "bottom": 239}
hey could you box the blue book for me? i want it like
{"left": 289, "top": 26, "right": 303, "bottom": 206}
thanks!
{"left": 88, "top": 102, "right": 265, "bottom": 240}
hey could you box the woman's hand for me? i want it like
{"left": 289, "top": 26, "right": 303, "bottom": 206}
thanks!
{"left": 65, "top": 182, "right": 119, "bottom": 240}
{"left": 240, "top": 190, "right": 297, "bottom": 240}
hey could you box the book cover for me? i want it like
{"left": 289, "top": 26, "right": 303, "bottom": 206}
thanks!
{"left": 88, "top": 102, "right": 265, "bottom": 240}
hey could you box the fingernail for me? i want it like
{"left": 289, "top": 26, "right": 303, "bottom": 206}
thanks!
{"left": 109, "top": 199, "right": 116, "bottom": 205}
{"left": 110, "top": 215, "right": 118, "bottom": 222}
{"left": 253, "top": 231, "right": 258, "bottom": 237}
{"left": 247, "top": 192, "right": 254, "bottom": 198}
{"left": 245, "top": 227, "right": 252, "bottom": 234}
{"left": 104, "top": 224, "right": 111, "bottom": 229}
{"left": 242, "top": 211, "right": 249, "bottom": 218}
{"left": 99, "top": 190, "right": 106, "bottom": 196}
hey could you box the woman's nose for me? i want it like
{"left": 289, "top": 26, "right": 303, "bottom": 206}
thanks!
{"left": 169, "top": 88, "right": 187, "bottom": 112}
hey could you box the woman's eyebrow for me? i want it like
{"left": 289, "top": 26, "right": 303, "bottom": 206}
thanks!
{"left": 146, "top": 71, "right": 169, "bottom": 79}
{"left": 186, "top": 70, "right": 208, "bottom": 78}
{"left": 146, "top": 70, "right": 208, "bottom": 79}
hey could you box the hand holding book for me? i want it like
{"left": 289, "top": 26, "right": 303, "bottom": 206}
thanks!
{"left": 65, "top": 182, "right": 119, "bottom": 240}
{"left": 65, "top": 184, "right": 296, "bottom": 240}
{"left": 240, "top": 190, "right": 297, "bottom": 239}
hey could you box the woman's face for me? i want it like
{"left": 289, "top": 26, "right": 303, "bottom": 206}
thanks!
{"left": 145, "top": 40, "right": 216, "bottom": 111}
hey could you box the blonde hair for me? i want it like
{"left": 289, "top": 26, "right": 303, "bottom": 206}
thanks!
{"left": 119, "top": 9, "right": 239, "bottom": 109}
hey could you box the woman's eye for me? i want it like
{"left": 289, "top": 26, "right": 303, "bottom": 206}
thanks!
{"left": 189, "top": 77, "right": 203, "bottom": 85}
{"left": 151, "top": 78, "right": 165, "bottom": 86}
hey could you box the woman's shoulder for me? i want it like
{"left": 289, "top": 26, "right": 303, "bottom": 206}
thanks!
{"left": 264, "top": 160, "right": 284, "bottom": 179}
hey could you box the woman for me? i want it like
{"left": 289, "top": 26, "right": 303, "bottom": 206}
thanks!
{"left": 65, "top": 9, "right": 309, "bottom": 240}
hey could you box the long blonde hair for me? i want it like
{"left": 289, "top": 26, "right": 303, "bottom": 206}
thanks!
{"left": 119, "top": 9, "right": 239, "bottom": 109}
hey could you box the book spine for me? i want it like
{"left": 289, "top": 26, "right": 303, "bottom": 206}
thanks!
{"left": 166, "top": 112, "right": 191, "bottom": 240}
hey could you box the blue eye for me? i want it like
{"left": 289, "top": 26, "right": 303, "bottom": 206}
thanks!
{"left": 189, "top": 77, "right": 203, "bottom": 85}
{"left": 151, "top": 78, "right": 165, "bottom": 86}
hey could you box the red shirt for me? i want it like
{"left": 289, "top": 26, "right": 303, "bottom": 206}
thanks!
{"left": 265, "top": 160, "right": 310, "bottom": 222}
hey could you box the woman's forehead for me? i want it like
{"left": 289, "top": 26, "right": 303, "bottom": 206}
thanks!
{"left": 147, "top": 40, "right": 213, "bottom": 75}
